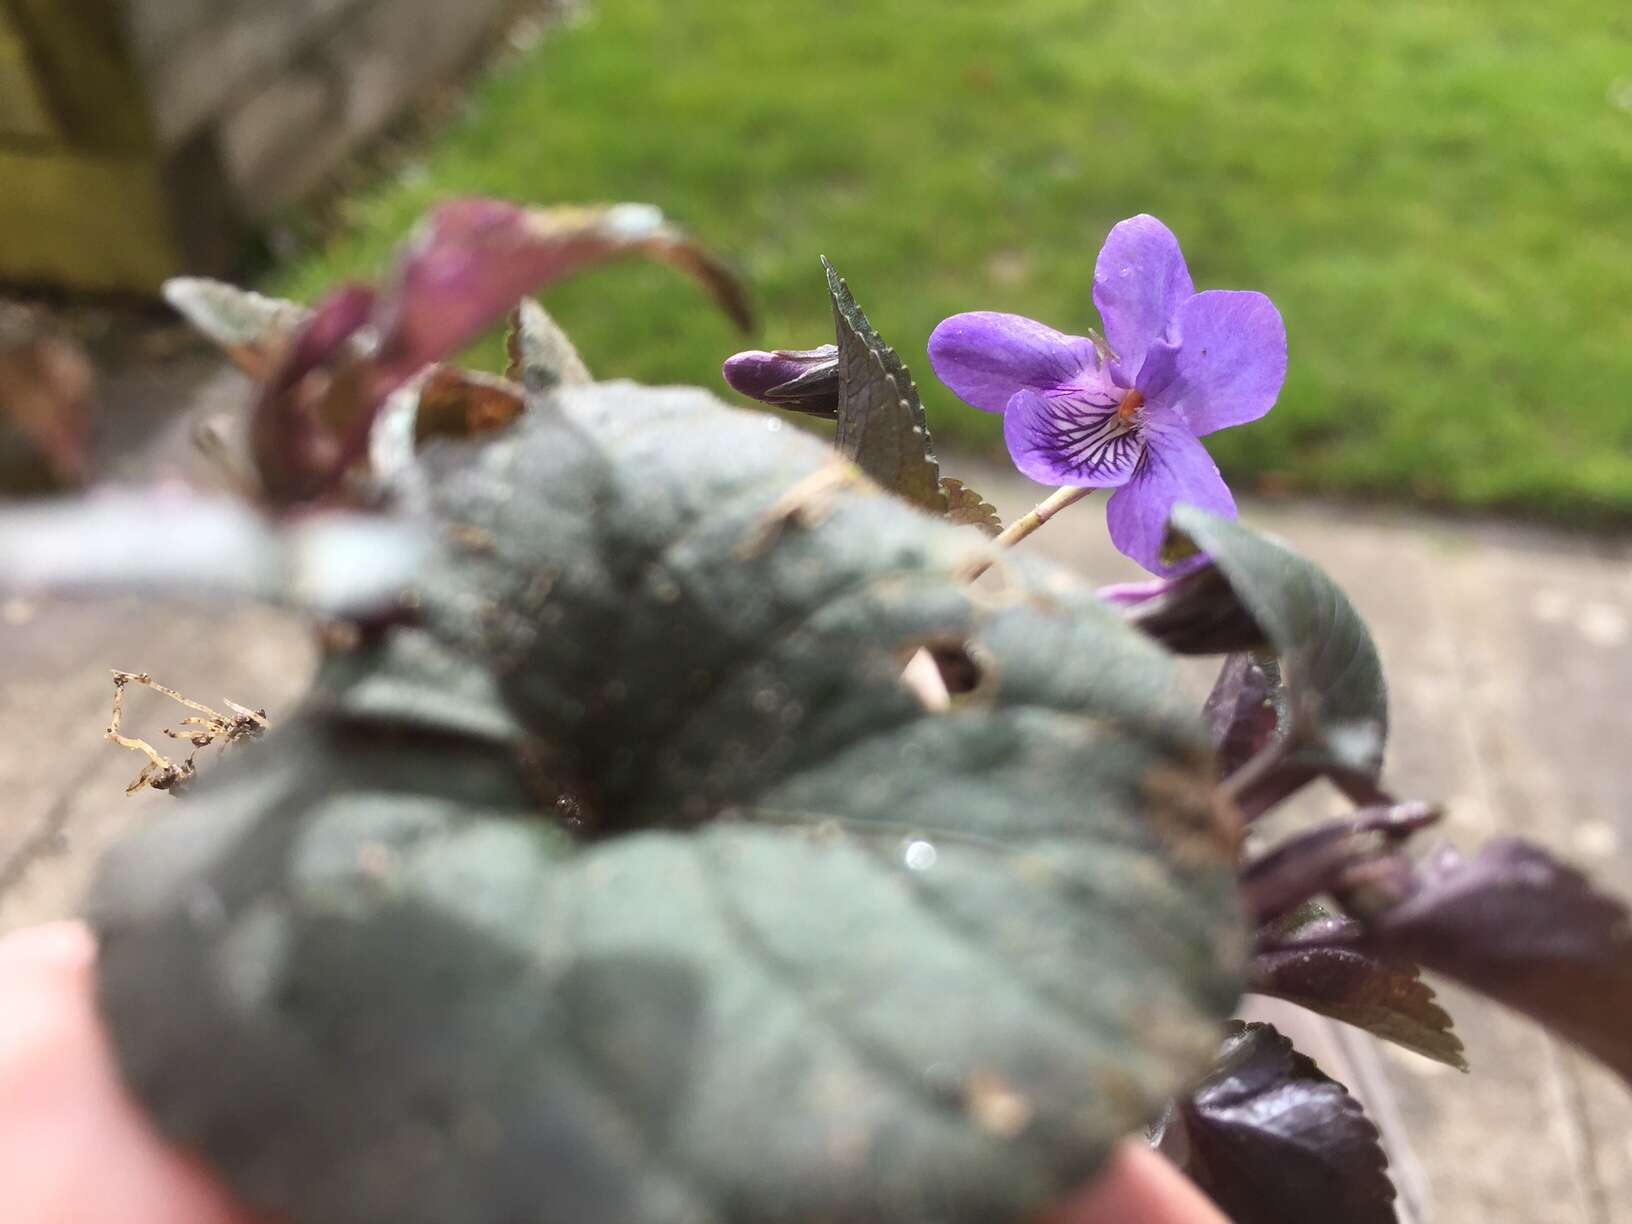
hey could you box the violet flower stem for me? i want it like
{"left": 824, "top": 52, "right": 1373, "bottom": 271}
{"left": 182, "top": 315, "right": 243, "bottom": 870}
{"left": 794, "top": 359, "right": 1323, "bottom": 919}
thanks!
{"left": 964, "top": 486, "right": 1094, "bottom": 582}
{"left": 995, "top": 485, "right": 1094, "bottom": 550}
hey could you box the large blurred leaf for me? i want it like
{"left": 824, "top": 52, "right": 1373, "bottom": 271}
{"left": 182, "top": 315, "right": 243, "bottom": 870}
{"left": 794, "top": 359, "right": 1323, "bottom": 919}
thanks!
{"left": 825, "top": 258, "right": 947, "bottom": 514}
{"left": 92, "top": 382, "right": 1244, "bottom": 1224}
{"left": 1155, "top": 1021, "right": 1397, "bottom": 1224}
{"left": 1252, "top": 910, "right": 1466, "bottom": 1070}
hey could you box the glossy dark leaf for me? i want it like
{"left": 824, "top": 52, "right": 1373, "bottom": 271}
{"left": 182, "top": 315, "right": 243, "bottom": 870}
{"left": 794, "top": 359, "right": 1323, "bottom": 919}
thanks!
{"left": 825, "top": 258, "right": 947, "bottom": 514}
{"left": 1360, "top": 839, "right": 1632, "bottom": 1084}
{"left": 92, "top": 380, "right": 1245, "bottom": 1224}
{"left": 941, "top": 477, "right": 1003, "bottom": 537}
{"left": 504, "top": 298, "right": 592, "bottom": 392}
{"left": 1252, "top": 910, "right": 1466, "bottom": 1069}
{"left": 1156, "top": 1021, "right": 1397, "bottom": 1224}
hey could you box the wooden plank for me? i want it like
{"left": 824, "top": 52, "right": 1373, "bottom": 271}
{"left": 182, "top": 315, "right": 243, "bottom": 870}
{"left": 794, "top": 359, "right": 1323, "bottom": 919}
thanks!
{"left": 0, "top": 147, "right": 180, "bottom": 290}
{"left": 0, "top": 9, "right": 59, "bottom": 141}
{"left": 4, "top": 0, "right": 151, "bottom": 150}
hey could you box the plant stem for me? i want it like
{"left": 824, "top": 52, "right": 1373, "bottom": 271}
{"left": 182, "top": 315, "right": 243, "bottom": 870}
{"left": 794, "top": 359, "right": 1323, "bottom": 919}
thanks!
{"left": 992, "top": 485, "right": 1094, "bottom": 550}
{"left": 963, "top": 486, "right": 1094, "bottom": 581}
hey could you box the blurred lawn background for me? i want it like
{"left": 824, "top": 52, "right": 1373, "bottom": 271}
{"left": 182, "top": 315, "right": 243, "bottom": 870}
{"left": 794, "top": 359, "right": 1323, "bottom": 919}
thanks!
{"left": 275, "top": 0, "right": 1632, "bottom": 520}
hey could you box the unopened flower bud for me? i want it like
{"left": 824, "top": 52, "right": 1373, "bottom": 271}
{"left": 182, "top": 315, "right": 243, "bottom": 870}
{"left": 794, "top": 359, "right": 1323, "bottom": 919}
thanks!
{"left": 721, "top": 345, "right": 840, "bottom": 418}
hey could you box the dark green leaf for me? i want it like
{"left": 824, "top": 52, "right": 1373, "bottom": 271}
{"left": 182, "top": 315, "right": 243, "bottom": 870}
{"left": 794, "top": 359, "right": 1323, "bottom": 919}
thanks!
{"left": 1252, "top": 910, "right": 1466, "bottom": 1070}
{"left": 824, "top": 257, "right": 947, "bottom": 514}
{"left": 504, "top": 297, "right": 592, "bottom": 392}
{"left": 92, "top": 381, "right": 1244, "bottom": 1224}
{"left": 1156, "top": 1021, "right": 1397, "bottom": 1224}
{"left": 941, "top": 477, "right": 1003, "bottom": 537}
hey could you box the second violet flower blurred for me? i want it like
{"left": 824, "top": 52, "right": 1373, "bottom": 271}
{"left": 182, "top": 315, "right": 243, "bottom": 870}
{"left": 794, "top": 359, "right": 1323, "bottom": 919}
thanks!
{"left": 927, "top": 215, "right": 1287, "bottom": 575}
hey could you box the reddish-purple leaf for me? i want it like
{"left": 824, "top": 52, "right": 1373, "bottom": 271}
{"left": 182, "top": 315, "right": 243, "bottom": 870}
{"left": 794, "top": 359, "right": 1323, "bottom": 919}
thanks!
{"left": 249, "top": 200, "right": 751, "bottom": 506}
{"left": 1203, "top": 652, "right": 1283, "bottom": 777}
{"left": 251, "top": 283, "right": 376, "bottom": 504}
{"left": 1252, "top": 911, "right": 1466, "bottom": 1069}
{"left": 1155, "top": 1021, "right": 1397, "bottom": 1224}
{"left": 1239, "top": 802, "right": 1441, "bottom": 923}
{"left": 375, "top": 200, "right": 751, "bottom": 390}
{"left": 1360, "top": 839, "right": 1632, "bottom": 1085}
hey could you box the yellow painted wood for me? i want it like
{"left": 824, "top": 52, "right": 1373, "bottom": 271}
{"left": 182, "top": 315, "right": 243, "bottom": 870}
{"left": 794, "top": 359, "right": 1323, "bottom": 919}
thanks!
{"left": 0, "top": 11, "right": 59, "bottom": 141}
{"left": 4, "top": 0, "right": 151, "bottom": 151}
{"left": 0, "top": 149, "right": 179, "bottom": 291}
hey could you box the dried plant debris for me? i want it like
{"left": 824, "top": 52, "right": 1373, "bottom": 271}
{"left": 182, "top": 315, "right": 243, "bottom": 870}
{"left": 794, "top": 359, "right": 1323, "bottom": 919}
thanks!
{"left": 106, "top": 671, "right": 268, "bottom": 796}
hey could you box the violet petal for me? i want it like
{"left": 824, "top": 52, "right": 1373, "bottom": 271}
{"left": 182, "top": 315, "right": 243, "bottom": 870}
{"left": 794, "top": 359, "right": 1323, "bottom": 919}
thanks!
{"left": 1105, "top": 419, "right": 1235, "bottom": 575}
{"left": 1138, "top": 291, "right": 1288, "bottom": 436}
{"left": 1001, "top": 387, "right": 1144, "bottom": 488}
{"left": 1091, "top": 215, "right": 1195, "bottom": 376}
{"left": 927, "top": 311, "right": 1102, "bottom": 413}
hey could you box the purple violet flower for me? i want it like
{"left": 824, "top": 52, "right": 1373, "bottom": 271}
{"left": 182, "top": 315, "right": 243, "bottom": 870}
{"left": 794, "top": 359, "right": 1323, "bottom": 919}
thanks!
{"left": 927, "top": 215, "right": 1287, "bottom": 574}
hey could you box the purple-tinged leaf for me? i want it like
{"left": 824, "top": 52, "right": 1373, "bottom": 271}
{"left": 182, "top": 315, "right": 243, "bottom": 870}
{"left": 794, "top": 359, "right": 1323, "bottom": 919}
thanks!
{"left": 1203, "top": 652, "right": 1283, "bottom": 777}
{"left": 1359, "top": 839, "right": 1632, "bottom": 1085}
{"left": 1252, "top": 910, "right": 1466, "bottom": 1070}
{"left": 1110, "top": 566, "right": 1267, "bottom": 654}
{"left": 1240, "top": 802, "right": 1441, "bottom": 923}
{"left": 1155, "top": 1020, "right": 1397, "bottom": 1224}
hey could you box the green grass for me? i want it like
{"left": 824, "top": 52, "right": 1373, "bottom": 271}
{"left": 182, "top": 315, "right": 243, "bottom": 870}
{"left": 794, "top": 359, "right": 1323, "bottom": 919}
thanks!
{"left": 275, "top": 0, "right": 1632, "bottom": 521}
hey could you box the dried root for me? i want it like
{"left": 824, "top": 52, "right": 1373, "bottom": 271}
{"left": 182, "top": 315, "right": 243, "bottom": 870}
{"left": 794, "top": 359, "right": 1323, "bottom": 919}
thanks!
{"left": 106, "top": 671, "right": 268, "bottom": 796}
